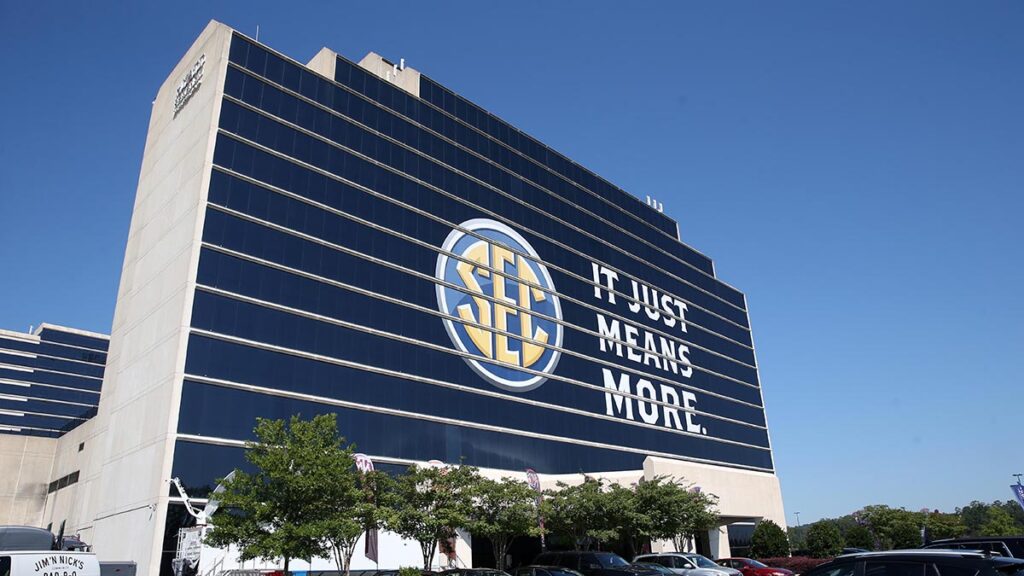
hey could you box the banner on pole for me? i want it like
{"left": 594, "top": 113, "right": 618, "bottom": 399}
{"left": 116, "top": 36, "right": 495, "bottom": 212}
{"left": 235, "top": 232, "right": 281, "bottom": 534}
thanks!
{"left": 1011, "top": 484, "right": 1024, "bottom": 512}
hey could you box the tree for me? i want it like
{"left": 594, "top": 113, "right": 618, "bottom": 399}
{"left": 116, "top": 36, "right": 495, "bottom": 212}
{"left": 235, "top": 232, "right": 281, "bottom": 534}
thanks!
{"left": 465, "top": 477, "right": 540, "bottom": 571}
{"left": 542, "top": 478, "right": 618, "bottom": 550}
{"left": 924, "top": 512, "right": 966, "bottom": 541}
{"left": 958, "top": 501, "right": 990, "bottom": 535}
{"left": 322, "top": 469, "right": 395, "bottom": 576}
{"left": 751, "top": 520, "right": 790, "bottom": 559}
{"left": 671, "top": 488, "right": 719, "bottom": 554}
{"left": 387, "top": 464, "right": 480, "bottom": 569}
{"left": 889, "top": 520, "right": 921, "bottom": 549}
{"left": 605, "top": 477, "right": 700, "bottom": 558}
{"left": 205, "top": 414, "right": 354, "bottom": 572}
{"left": 806, "top": 521, "right": 844, "bottom": 558}
{"left": 843, "top": 525, "right": 874, "bottom": 550}
{"left": 979, "top": 506, "right": 1019, "bottom": 536}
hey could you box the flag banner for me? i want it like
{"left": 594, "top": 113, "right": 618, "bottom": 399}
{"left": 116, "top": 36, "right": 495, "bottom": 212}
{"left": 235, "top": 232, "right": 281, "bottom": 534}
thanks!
{"left": 365, "top": 528, "right": 379, "bottom": 563}
{"left": 526, "top": 468, "right": 546, "bottom": 549}
{"left": 1012, "top": 484, "right": 1024, "bottom": 512}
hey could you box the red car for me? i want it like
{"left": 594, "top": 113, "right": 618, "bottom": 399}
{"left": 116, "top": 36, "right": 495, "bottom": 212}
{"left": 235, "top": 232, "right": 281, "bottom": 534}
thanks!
{"left": 717, "top": 559, "right": 793, "bottom": 576}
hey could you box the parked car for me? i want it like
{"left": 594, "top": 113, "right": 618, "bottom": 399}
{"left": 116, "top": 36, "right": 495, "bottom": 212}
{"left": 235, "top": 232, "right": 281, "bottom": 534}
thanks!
{"left": 512, "top": 566, "right": 587, "bottom": 576}
{"left": 717, "top": 558, "right": 793, "bottom": 576}
{"left": 923, "top": 537, "right": 1024, "bottom": 559}
{"left": 442, "top": 570, "right": 511, "bottom": 576}
{"left": 632, "top": 563, "right": 680, "bottom": 576}
{"left": 634, "top": 553, "right": 739, "bottom": 576}
{"left": 801, "top": 550, "right": 1024, "bottom": 576}
{"left": 533, "top": 551, "right": 660, "bottom": 576}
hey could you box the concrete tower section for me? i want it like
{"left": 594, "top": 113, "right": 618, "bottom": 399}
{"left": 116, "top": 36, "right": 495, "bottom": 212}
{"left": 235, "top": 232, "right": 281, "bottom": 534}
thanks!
{"left": 60, "top": 21, "right": 233, "bottom": 574}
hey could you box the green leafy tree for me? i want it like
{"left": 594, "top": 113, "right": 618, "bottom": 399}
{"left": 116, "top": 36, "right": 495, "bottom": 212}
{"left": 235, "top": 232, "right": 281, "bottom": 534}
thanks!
{"left": 606, "top": 477, "right": 705, "bottom": 558}
{"left": 465, "top": 476, "right": 540, "bottom": 570}
{"left": 958, "top": 501, "right": 990, "bottom": 535}
{"left": 671, "top": 487, "right": 719, "bottom": 553}
{"left": 806, "top": 521, "right": 844, "bottom": 558}
{"left": 542, "top": 478, "right": 618, "bottom": 550}
{"left": 387, "top": 464, "right": 480, "bottom": 569}
{"left": 205, "top": 414, "right": 352, "bottom": 572}
{"left": 997, "top": 500, "right": 1024, "bottom": 530}
{"left": 924, "top": 512, "right": 966, "bottom": 541}
{"left": 323, "top": 469, "right": 395, "bottom": 576}
{"left": 980, "top": 506, "right": 1020, "bottom": 536}
{"left": 889, "top": 520, "right": 921, "bottom": 549}
{"left": 843, "top": 525, "right": 874, "bottom": 550}
{"left": 751, "top": 520, "right": 790, "bottom": 559}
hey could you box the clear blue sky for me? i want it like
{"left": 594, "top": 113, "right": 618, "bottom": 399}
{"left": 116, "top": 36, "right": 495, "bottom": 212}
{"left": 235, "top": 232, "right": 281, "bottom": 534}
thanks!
{"left": 1, "top": 1, "right": 1021, "bottom": 525}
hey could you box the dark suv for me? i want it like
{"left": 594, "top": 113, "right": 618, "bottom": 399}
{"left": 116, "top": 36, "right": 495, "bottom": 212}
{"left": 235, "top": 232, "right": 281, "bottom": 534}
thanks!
{"left": 923, "top": 537, "right": 1024, "bottom": 559}
{"left": 533, "top": 551, "right": 659, "bottom": 576}
{"left": 802, "top": 550, "right": 1024, "bottom": 576}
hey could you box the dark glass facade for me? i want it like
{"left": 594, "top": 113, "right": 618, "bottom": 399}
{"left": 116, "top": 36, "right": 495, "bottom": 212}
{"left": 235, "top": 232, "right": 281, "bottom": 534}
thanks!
{"left": 170, "top": 34, "right": 774, "bottom": 493}
{"left": 0, "top": 325, "right": 107, "bottom": 437}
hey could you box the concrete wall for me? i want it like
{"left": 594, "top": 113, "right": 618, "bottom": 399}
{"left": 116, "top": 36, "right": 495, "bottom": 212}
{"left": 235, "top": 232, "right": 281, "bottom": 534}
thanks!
{"left": 0, "top": 434, "right": 56, "bottom": 526}
{"left": 43, "top": 20, "right": 233, "bottom": 576}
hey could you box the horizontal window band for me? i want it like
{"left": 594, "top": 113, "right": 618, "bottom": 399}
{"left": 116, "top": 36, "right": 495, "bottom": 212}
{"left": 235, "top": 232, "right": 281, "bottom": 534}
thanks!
{"left": 0, "top": 394, "right": 94, "bottom": 408}
{"left": 196, "top": 247, "right": 764, "bottom": 413}
{"left": 0, "top": 424, "right": 61, "bottom": 434}
{"left": 0, "top": 332, "right": 109, "bottom": 354}
{"left": 181, "top": 371, "right": 774, "bottom": 472}
{"left": 210, "top": 165, "right": 756, "bottom": 362}
{"left": 200, "top": 209, "right": 761, "bottom": 392}
{"left": 0, "top": 346, "right": 106, "bottom": 368}
{"left": 188, "top": 319, "right": 768, "bottom": 441}
{"left": 0, "top": 377, "right": 102, "bottom": 395}
{"left": 224, "top": 64, "right": 736, "bottom": 305}
{"left": 215, "top": 101, "right": 750, "bottom": 325}
{"left": 0, "top": 408, "right": 86, "bottom": 421}
{"left": 176, "top": 433, "right": 418, "bottom": 468}
{"left": 0, "top": 360, "right": 103, "bottom": 382}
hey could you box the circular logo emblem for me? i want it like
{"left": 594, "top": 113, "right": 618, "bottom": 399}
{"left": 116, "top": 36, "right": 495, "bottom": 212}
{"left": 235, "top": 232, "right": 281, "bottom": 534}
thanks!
{"left": 436, "top": 219, "right": 562, "bottom": 391}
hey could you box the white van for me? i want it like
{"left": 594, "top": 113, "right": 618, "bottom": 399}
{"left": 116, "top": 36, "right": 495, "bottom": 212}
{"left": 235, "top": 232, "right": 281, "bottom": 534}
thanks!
{"left": 0, "top": 551, "right": 101, "bottom": 576}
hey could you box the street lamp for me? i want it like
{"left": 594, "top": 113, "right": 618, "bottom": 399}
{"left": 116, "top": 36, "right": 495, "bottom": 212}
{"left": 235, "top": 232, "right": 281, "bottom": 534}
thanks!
{"left": 794, "top": 512, "right": 801, "bottom": 527}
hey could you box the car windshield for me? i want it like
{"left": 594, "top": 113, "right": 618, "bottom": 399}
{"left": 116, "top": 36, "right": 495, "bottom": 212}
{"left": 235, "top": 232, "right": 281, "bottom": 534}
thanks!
{"left": 747, "top": 561, "right": 768, "bottom": 569}
{"left": 688, "top": 556, "right": 720, "bottom": 569}
{"left": 636, "top": 564, "right": 672, "bottom": 574}
{"left": 596, "top": 553, "right": 630, "bottom": 567}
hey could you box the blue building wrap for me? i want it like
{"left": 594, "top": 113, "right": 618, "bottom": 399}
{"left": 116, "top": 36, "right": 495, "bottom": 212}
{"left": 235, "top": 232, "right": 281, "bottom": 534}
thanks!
{"left": 169, "top": 34, "right": 775, "bottom": 496}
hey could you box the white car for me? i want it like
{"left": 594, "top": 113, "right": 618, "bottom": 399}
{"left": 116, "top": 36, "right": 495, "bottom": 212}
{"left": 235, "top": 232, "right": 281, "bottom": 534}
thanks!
{"left": 634, "top": 554, "right": 741, "bottom": 576}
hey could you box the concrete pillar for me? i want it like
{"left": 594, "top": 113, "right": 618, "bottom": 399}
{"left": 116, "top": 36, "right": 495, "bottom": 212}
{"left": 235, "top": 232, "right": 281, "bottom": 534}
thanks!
{"left": 709, "top": 525, "right": 731, "bottom": 560}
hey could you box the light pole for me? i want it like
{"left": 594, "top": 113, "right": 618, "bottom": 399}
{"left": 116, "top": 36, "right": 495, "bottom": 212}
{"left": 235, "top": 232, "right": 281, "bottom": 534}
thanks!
{"left": 794, "top": 512, "right": 801, "bottom": 527}
{"left": 1014, "top": 473, "right": 1023, "bottom": 486}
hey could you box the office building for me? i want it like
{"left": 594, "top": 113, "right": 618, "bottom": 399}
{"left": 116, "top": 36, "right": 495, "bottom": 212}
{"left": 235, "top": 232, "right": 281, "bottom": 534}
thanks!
{"left": 29, "top": 21, "right": 784, "bottom": 576}
{"left": 0, "top": 324, "right": 107, "bottom": 525}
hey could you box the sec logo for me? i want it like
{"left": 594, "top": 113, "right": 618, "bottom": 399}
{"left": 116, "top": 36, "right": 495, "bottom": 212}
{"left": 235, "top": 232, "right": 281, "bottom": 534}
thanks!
{"left": 436, "top": 219, "right": 563, "bottom": 391}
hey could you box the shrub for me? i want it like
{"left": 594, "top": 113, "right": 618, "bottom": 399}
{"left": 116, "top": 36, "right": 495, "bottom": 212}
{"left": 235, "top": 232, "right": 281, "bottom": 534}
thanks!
{"left": 758, "top": 557, "right": 830, "bottom": 575}
{"left": 806, "top": 521, "right": 844, "bottom": 558}
{"left": 751, "top": 520, "right": 791, "bottom": 559}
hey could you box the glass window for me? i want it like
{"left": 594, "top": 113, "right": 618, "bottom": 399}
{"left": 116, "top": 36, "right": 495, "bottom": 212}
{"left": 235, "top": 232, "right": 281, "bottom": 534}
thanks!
{"left": 805, "top": 562, "right": 857, "bottom": 576}
{"left": 932, "top": 564, "right": 978, "bottom": 576}
{"left": 865, "top": 562, "right": 927, "bottom": 576}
